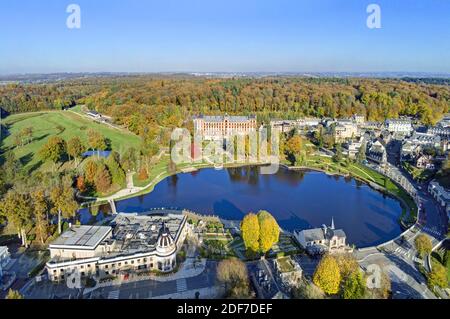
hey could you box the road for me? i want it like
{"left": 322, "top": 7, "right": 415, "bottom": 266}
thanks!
{"left": 86, "top": 261, "right": 218, "bottom": 299}
{"left": 356, "top": 158, "right": 448, "bottom": 299}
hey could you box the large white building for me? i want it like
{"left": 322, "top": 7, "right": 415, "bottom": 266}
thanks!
{"left": 385, "top": 119, "right": 413, "bottom": 134}
{"left": 193, "top": 114, "right": 257, "bottom": 140}
{"left": 46, "top": 211, "right": 190, "bottom": 282}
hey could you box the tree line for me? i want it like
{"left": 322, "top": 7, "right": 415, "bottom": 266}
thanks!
{"left": 2, "top": 76, "right": 449, "bottom": 139}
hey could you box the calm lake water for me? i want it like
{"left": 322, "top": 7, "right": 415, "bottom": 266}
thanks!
{"left": 79, "top": 166, "right": 404, "bottom": 248}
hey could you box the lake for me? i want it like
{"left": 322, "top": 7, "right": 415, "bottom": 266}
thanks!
{"left": 79, "top": 166, "right": 404, "bottom": 248}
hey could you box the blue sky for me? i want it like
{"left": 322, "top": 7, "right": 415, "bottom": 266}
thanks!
{"left": 1, "top": 0, "right": 449, "bottom": 74}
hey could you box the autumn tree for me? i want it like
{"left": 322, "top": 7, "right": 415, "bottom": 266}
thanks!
{"left": 50, "top": 176, "right": 79, "bottom": 234}
{"left": 67, "top": 136, "right": 85, "bottom": 165}
{"left": 6, "top": 289, "right": 24, "bottom": 299}
{"left": 257, "top": 210, "right": 280, "bottom": 253}
{"left": 0, "top": 190, "right": 33, "bottom": 247}
{"left": 94, "top": 163, "right": 112, "bottom": 193}
{"left": 76, "top": 175, "right": 86, "bottom": 193}
{"left": 313, "top": 254, "right": 341, "bottom": 295}
{"left": 138, "top": 166, "right": 149, "bottom": 181}
{"left": 84, "top": 160, "right": 98, "bottom": 183}
{"left": 284, "top": 135, "right": 303, "bottom": 165}
{"left": 38, "top": 136, "right": 67, "bottom": 170}
{"left": 427, "top": 262, "right": 448, "bottom": 289}
{"left": 342, "top": 270, "right": 366, "bottom": 299}
{"left": 240, "top": 213, "right": 260, "bottom": 253}
{"left": 31, "top": 189, "right": 49, "bottom": 245}
{"left": 335, "top": 254, "right": 360, "bottom": 279}
{"left": 87, "top": 129, "right": 107, "bottom": 151}
{"left": 414, "top": 234, "right": 432, "bottom": 258}
{"left": 217, "top": 258, "right": 251, "bottom": 298}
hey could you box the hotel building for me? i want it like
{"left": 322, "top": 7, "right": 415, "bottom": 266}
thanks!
{"left": 193, "top": 114, "right": 257, "bottom": 140}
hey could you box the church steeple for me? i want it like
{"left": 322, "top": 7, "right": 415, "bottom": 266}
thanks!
{"left": 331, "top": 217, "right": 335, "bottom": 230}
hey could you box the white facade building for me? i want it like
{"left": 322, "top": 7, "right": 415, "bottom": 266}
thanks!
{"left": 293, "top": 219, "right": 351, "bottom": 254}
{"left": 46, "top": 211, "right": 190, "bottom": 282}
{"left": 385, "top": 119, "right": 413, "bottom": 134}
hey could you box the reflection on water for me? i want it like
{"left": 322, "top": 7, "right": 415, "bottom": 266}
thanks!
{"left": 78, "top": 166, "right": 403, "bottom": 248}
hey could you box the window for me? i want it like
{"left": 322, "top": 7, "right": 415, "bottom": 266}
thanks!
{"left": 131, "top": 260, "right": 134, "bottom": 264}
{"left": 111, "top": 264, "right": 115, "bottom": 268}
{"left": 88, "top": 264, "right": 91, "bottom": 268}
{"left": 105, "top": 271, "right": 109, "bottom": 275}
{"left": 81, "top": 272, "right": 85, "bottom": 276}
{"left": 81, "top": 265, "right": 84, "bottom": 269}
{"left": 105, "top": 265, "right": 109, "bottom": 269}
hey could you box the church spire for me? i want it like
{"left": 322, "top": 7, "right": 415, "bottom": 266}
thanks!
{"left": 331, "top": 217, "right": 335, "bottom": 230}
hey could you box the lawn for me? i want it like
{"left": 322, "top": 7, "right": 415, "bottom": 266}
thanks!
{"left": 1, "top": 110, "right": 142, "bottom": 173}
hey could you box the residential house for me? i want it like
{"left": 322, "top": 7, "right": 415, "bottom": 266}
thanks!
{"left": 367, "top": 140, "right": 387, "bottom": 165}
{"left": 415, "top": 155, "right": 435, "bottom": 170}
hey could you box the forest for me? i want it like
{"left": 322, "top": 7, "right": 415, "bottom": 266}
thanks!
{"left": 1, "top": 76, "right": 449, "bottom": 140}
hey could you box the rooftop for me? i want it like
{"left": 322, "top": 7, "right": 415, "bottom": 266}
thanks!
{"left": 49, "top": 225, "right": 112, "bottom": 249}
{"left": 109, "top": 212, "right": 185, "bottom": 254}
{"left": 194, "top": 114, "right": 256, "bottom": 122}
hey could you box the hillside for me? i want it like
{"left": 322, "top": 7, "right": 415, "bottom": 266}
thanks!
{"left": 0, "top": 110, "right": 142, "bottom": 173}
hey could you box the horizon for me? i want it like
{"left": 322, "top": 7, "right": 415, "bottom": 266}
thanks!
{"left": 1, "top": 0, "right": 450, "bottom": 74}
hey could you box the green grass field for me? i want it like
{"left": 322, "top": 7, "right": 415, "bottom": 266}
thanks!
{"left": 1, "top": 110, "right": 142, "bottom": 173}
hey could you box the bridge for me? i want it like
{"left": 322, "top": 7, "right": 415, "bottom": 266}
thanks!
{"left": 108, "top": 199, "right": 117, "bottom": 215}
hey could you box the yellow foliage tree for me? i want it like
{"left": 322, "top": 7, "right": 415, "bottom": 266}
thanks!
{"left": 414, "top": 234, "right": 432, "bottom": 258}
{"left": 257, "top": 210, "right": 280, "bottom": 253}
{"left": 335, "top": 253, "right": 359, "bottom": 279}
{"left": 240, "top": 213, "right": 260, "bottom": 252}
{"left": 313, "top": 254, "right": 341, "bottom": 295}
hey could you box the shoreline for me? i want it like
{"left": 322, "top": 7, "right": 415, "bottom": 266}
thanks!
{"left": 78, "top": 161, "right": 418, "bottom": 249}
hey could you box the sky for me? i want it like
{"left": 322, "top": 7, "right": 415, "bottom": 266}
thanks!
{"left": 0, "top": 0, "right": 449, "bottom": 74}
